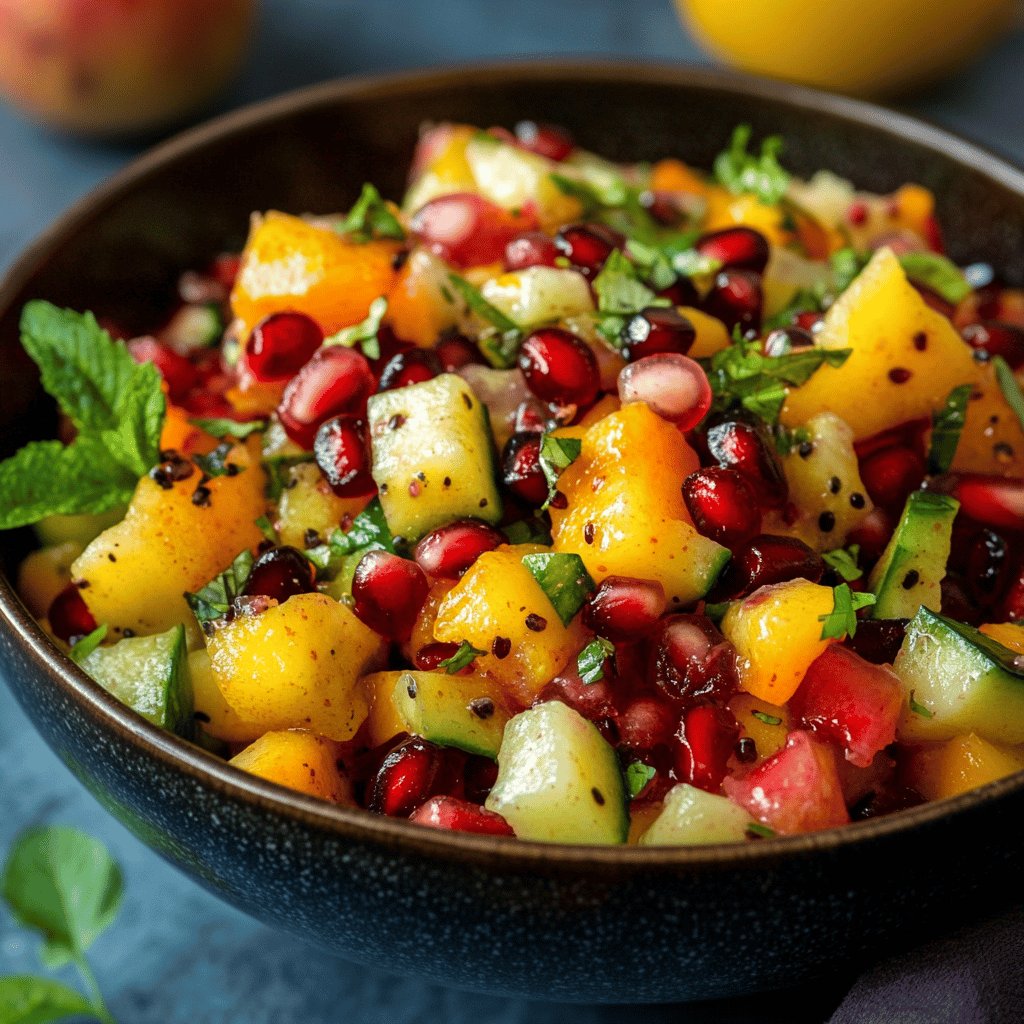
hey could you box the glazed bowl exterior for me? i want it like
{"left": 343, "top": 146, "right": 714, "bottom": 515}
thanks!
{"left": 2, "top": 63, "right": 1024, "bottom": 1004}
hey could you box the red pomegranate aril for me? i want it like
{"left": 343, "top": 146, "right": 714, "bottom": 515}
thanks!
{"left": 713, "top": 534, "right": 825, "bottom": 600}
{"left": 553, "top": 223, "right": 622, "bottom": 277}
{"left": 843, "top": 618, "right": 908, "bottom": 665}
{"left": 853, "top": 419, "right": 930, "bottom": 461}
{"left": 859, "top": 445, "right": 925, "bottom": 509}
{"left": 313, "top": 415, "right": 373, "bottom": 497}
{"left": 763, "top": 326, "right": 815, "bottom": 357}
{"left": 702, "top": 269, "right": 763, "bottom": 334}
{"left": 655, "top": 276, "right": 700, "bottom": 307}
{"left": 672, "top": 704, "right": 740, "bottom": 792}
{"left": 434, "top": 332, "right": 484, "bottom": 371}
{"left": 965, "top": 528, "right": 1011, "bottom": 604}
{"left": 940, "top": 573, "right": 983, "bottom": 625}
{"left": 410, "top": 795, "right": 516, "bottom": 835}
{"left": 243, "top": 312, "right": 323, "bottom": 383}
{"left": 242, "top": 546, "right": 316, "bottom": 604}
{"left": 504, "top": 231, "right": 561, "bottom": 271}
{"left": 705, "top": 419, "right": 788, "bottom": 508}
{"left": 414, "top": 641, "right": 464, "bottom": 672}
{"left": 682, "top": 467, "right": 762, "bottom": 547}
{"left": 910, "top": 282, "right": 955, "bottom": 320}
{"left": 961, "top": 321, "right": 1024, "bottom": 369}
{"left": 369, "top": 737, "right": 445, "bottom": 817}
{"left": 127, "top": 336, "right": 198, "bottom": 402}
{"left": 620, "top": 306, "right": 696, "bottom": 361}
{"left": 49, "top": 584, "right": 97, "bottom": 644}
{"left": 1000, "top": 561, "right": 1024, "bottom": 621}
{"left": 278, "top": 346, "right": 376, "bottom": 449}
{"left": 793, "top": 310, "right": 824, "bottom": 333}
{"left": 518, "top": 328, "right": 599, "bottom": 406}
{"left": 513, "top": 120, "right": 575, "bottom": 162}
{"left": 695, "top": 226, "right": 770, "bottom": 274}
{"left": 943, "top": 474, "right": 1024, "bottom": 533}
{"left": 584, "top": 576, "right": 666, "bottom": 641}
{"left": 463, "top": 755, "right": 500, "bottom": 804}
{"left": 351, "top": 551, "right": 430, "bottom": 642}
{"left": 513, "top": 400, "right": 547, "bottom": 434}
{"left": 617, "top": 354, "right": 712, "bottom": 430}
{"left": 411, "top": 192, "right": 531, "bottom": 269}
{"left": 648, "top": 615, "right": 740, "bottom": 705}
{"left": 414, "top": 519, "right": 505, "bottom": 579}
{"left": 210, "top": 253, "right": 241, "bottom": 291}
{"left": 378, "top": 348, "right": 442, "bottom": 391}
{"left": 617, "top": 696, "right": 678, "bottom": 752}
{"left": 846, "top": 507, "right": 895, "bottom": 563}
{"left": 501, "top": 432, "right": 549, "bottom": 506}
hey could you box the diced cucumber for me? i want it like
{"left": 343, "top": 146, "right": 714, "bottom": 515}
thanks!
{"left": 390, "top": 671, "right": 509, "bottom": 758}
{"left": 81, "top": 624, "right": 193, "bottom": 736}
{"left": 162, "top": 303, "right": 223, "bottom": 351}
{"left": 368, "top": 374, "right": 502, "bottom": 542}
{"left": 894, "top": 606, "right": 1024, "bottom": 744}
{"left": 639, "top": 784, "right": 755, "bottom": 847}
{"left": 479, "top": 266, "right": 594, "bottom": 330}
{"left": 485, "top": 701, "right": 628, "bottom": 845}
{"left": 868, "top": 491, "right": 959, "bottom": 619}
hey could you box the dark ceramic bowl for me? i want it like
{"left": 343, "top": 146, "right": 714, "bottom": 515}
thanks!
{"left": 2, "top": 63, "right": 1024, "bottom": 1005}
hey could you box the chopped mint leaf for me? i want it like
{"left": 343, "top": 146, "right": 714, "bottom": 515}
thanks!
{"left": 762, "top": 287, "right": 827, "bottom": 332}
{"left": 745, "top": 823, "right": 777, "bottom": 840}
{"left": 538, "top": 433, "right": 582, "bottom": 505}
{"left": 818, "top": 583, "right": 876, "bottom": 640}
{"left": 185, "top": 549, "right": 254, "bottom": 625}
{"left": 0, "top": 303, "right": 166, "bottom": 529}
{"left": 773, "top": 424, "right": 813, "bottom": 456}
{"left": 625, "top": 761, "right": 656, "bottom": 799}
{"left": 713, "top": 125, "right": 790, "bottom": 206}
{"left": 254, "top": 514, "right": 279, "bottom": 544}
{"left": 522, "top": 552, "right": 596, "bottom": 626}
{"left": 438, "top": 640, "right": 486, "bottom": 674}
{"left": 927, "top": 383, "right": 973, "bottom": 475}
{"left": 591, "top": 250, "right": 670, "bottom": 345}
{"left": 908, "top": 689, "right": 934, "bottom": 719}
{"left": 328, "top": 498, "right": 395, "bottom": 556}
{"left": 751, "top": 709, "right": 783, "bottom": 726}
{"left": 549, "top": 172, "right": 629, "bottom": 212}
{"left": 830, "top": 247, "right": 869, "bottom": 294}
{"left": 702, "top": 600, "right": 731, "bottom": 625}
{"left": 337, "top": 183, "right": 406, "bottom": 241}
{"left": 192, "top": 441, "right": 244, "bottom": 479}
{"left": 323, "top": 296, "right": 388, "bottom": 360}
{"left": 994, "top": 355, "right": 1024, "bottom": 434}
{"left": 262, "top": 454, "right": 315, "bottom": 502}
{"left": 822, "top": 544, "right": 863, "bottom": 582}
{"left": 578, "top": 636, "right": 616, "bottom": 685}
{"left": 502, "top": 518, "right": 552, "bottom": 546}
{"left": 446, "top": 274, "right": 523, "bottom": 368}
{"left": 899, "top": 252, "right": 971, "bottom": 305}
{"left": 68, "top": 624, "right": 108, "bottom": 664}
{"left": 189, "top": 417, "right": 266, "bottom": 439}
{"left": 669, "top": 249, "right": 722, "bottom": 278}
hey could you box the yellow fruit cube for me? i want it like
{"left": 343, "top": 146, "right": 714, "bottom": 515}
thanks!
{"left": 230, "top": 730, "right": 352, "bottom": 804}
{"left": 17, "top": 540, "right": 83, "bottom": 619}
{"left": 728, "top": 691, "right": 791, "bottom": 760}
{"left": 980, "top": 622, "right": 1024, "bottom": 653}
{"left": 275, "top": 462, "right": 369, "bottom": 549}
{"left": 189, "top": 649, "right": 261, "bottom": 745}
{"left": 903, "top": 733, "right": 1024, "bottom": 802}
{"left": 682, "top": 306, "right": 731, "bottom": 360}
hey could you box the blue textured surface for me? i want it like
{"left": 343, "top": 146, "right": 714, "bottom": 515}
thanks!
{"left": 2, "top": 2, "right": 1024, "bottom": 1020}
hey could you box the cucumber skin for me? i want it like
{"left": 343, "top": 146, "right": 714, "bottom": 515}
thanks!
{"left": 869, "top": 491, "right": 959, "bottom": 620}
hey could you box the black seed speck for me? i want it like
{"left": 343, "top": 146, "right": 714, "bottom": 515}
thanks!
{"left": 304, "top": 528, "right": 322, "bottom": 548}
{"left": 416, "top": 471, "right": 427, "bottom": 481}
{"left": 913, "top": 331, "right": 928, "bottom": 351}
{"left": 193, "top": 710, "right": 211, "bottom": 723}
{"left": 828, "top": 476, "right": 841, "bottom": 494}
{"left": 121, "top": 628, "right": 135, "bottom": 638}
{"left": 392, "top": 249, "right": 409, "bottom": 271}
{"left": 818, "top": 511, "right": 836, "bottom": 533}
{"left": 107, "top": 553, "right": 116, "bottom": 562}
{"left": 736, "top": 737, "right": 757, "bottom": 764}
{"left": 591, "top": 787, "right": 605, "bottom": 806}
{"left": 849, "top": 492, "right": 866, "bottom": 509}
{"left": 462, "top": 392, "right": 474, "bottom": 410}
{"left": 888, "top": 367, "right": 912, "bottom": 384}
{"left": 584, "top": 522, "right": 595, "bottom": 544}
{"left": 902, "top": 569, "right": 920, "bottom": 589}
{"left": 388, "top": 414, "right": 406, "bottom": 430}
{"left": 443, "top": 477, "right": 452, "bottom": 488}
{"left": 492, "top": 636, "right": 511, "bottom": 659}
{"left": 191, "top": 485, "right": 212, "bottom": 508}
{"left": 406, "top": 678, "right": 418, "bottom": 699}
{"left": 468, "top": 697, "right": 495, "bottom": 720}
{"left": 798, "top": 441, "right": 814, "bottom": 459}
{"left": 525, "top": 613, "right": 547, "bottom": 632}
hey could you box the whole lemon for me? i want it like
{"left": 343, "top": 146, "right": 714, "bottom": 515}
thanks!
{"left": 678, "top": 0, "right": 1015, "bottom": 97}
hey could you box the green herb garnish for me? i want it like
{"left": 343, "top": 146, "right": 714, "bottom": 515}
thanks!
{"left": 337, "top": 182, "right": 406, "bottom": 241}
{"left": 927, "top": 383, "right": 973, "bottom": 475}
{"left": 713, "top": 125, "right": 790, "bottom": 205}
{"left": 502, "top": 518, "right": 552, "bottom": 546}
{"left": 322, "top": 296, "right": 388, "bottom": 360}
{"left": 538, "top": 433, "right": 582, "bottom": 505}
{"left": 625, "top": 761, "right": 656, "bottom": 800}
{"left": 192, "top": 441, "right": 244, "bottom": 479}
{"left": 254, "top": 514, "right": 279, "bottom": 544}
{"left": 751, "top": 709, "right": 783, "bottom": 726}
{"left": 522, "top": 552, "right": 596, "bottom": 626}
{"left": 994, "top": 355, "right": 1024, "bottom": 434}
{"left": 822, "top": 544, "right": 863, "bottom": 583}
{"left": 185, "top": 549, "right": 254, "bottom": 625}
{"left": 0, "top": 303, "right": 166, "bottom": 530}
{"left": 899, "top": 252, "right": 971, "bottom": 305}
{"left": 745, "top": 823, "right": 777, "bottom": 840}
{"left": 908, "top": 689, "right": 934, "bottom": 719}
{"left": 591, "top": 250, "right": 670, "bottom": 345}
{"left": 446, "top": 274, "right": 523, "bottom": 368}
{"left": 328, "top": 498, "right": 396, "bottom": 556}
{"left": 577, "top": 636, "right": 616, "bottom": 685}
{"left": 818, "top": 583, "right": 877, "bottom": 640}
{"left": 68, "top": 625, "right": 108, "bottom": 665}
{"left": 438, "top": 640, "right": 487, "bottom": 674}
{"left": 189, "top": 417, "right": 267, "bottom": 439}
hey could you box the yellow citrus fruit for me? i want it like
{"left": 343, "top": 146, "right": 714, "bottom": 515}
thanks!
{"left": 678, "top": 0, "right": 1014, "bottom": 97}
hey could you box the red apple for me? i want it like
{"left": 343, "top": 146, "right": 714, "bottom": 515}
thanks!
{"left": 0, "top": 0, "right": 254, "bottom": 136}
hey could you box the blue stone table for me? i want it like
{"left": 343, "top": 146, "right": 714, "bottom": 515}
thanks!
{"left": 2, "top": 3, "right": 1024, "bottom": 1020}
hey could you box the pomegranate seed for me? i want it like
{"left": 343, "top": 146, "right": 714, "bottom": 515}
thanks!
{"left": 410, "top": 192, "right": 529, "bottom": 269}
{"left": 513, "top": 400, "right": 547, "bottom": 434}
{"left": 617, "top": 353, "right": 712, "bottom": 430}
{"left": 705, "top": 419, "right": 788, "bottom": 508}
{"left": 463, "top": 756, "right": 500, "bottom": 804}
{"left": 513, "top": 120, "right": 574, "bottom": 162}
{"left": 847, "top": 507, "right": 895, "bottom": 563}
{"left": 961, "top": 321, "right": 1024, "bottom": 369}
{"left": 853, "top": 419, "right": 929, "bottom": 462}
{"left": 351, "top": 551, "right": 430, "bottom": 641}
{"left": 1000, "top": 560, "right": 1024, "bottom": 621}
{"left": 701, "top": 269, "right": 762, "bottom": 334}
{"left": 313, "top": 415, "right": 374, "bottom": 497}
{"left": 617, "top": 696, "right": 678, "bottom": 751}
{"left": 859, "top": 446, "right": 926, "bottom": 510}
{"left": 713, "top": 535, "right": 825, "bottom": 600}
{"left": 695, "top": 227, "right": 770, "bottom": 273}
{"left": 127, "top": 336, "right": 198, "bottom": 402}
{"left": 415, "top": 641, "right": 465, "bottom": 672}
{"left": 648, "top": 615, "right": 739, "bottom": 705}
{"left": 583, "top": 576, "right": 666, "bottom": 641}
{"left": 518, "top": 328, "right": 599, "bottom": 406}
{"left": 553, "top": 223, "right": 622, "bottom": 277}
{"left": 278, "top": 346, "right": 375, "bottom": 449}
{"left": 242, "top": 546, "right": 316, "bottom": 604}
{"left": 540, "top": 667, "right": 619, "bottom": 725}
{"left": 378, "top": 348, "right": 442, "bottom": 391}
{"left": 411, "top": 795, "right": 515, "bottom": 835}
{"left": 243, "top": 312, "right": 323, "bottom": 383}
{"left": 940, "top": 574, "right": 983, "bottom": 626}
{"left": 942, "top": 474, "right": 1024, "bottom": 533}
{"left": 682, "top": 467, "right": 762, "bottom": 546}
{"left": 369, "top": 737, "right": 446, "bottom": 817}
{"left": 620, "top": 306, "right": 696, "bottom": 361}
{"left": 501, "top": 432, "right": 548, "bottom": 506}
{"left": 434, "top": 332, "right": 484, "bottom": 371}
{"left": 640, "top": 190, "right": 687, "bottom": 227}
{"left": 414, "top": 519, "right": 504, "bottom": 579}
{"left": 210, "top": 253, "right": 241, "bottom": 291}
{"left": 672, "top": 704, "right": 740, "bottom": 792}
{"left": 49, "top": 584, "right": 97, "bottom": 644}
{"left": 763, "top": 326, "right": 815, "bottom": 357}
{"left": 844, "top": 618, "right": 908, "bottom": 665}
{"left": 794, "top": 310, "right": 824, "bottom": 332}
{"left": 656, "top": 276, "right": 700, "bottom": 307}
{"left": 965, "top": 529, "right": 1011, "bottom": 604}
{"left": 504, "top": 231, "right": 560, "bottom": 271}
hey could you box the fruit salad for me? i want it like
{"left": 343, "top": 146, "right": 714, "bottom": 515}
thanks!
{"left": 5, "top": 121, "right": 1024, "bottom": 846}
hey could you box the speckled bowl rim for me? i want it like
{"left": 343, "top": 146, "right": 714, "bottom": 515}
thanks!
{"left": 2, "top": 59, "right": 1024, "bottom": 871}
